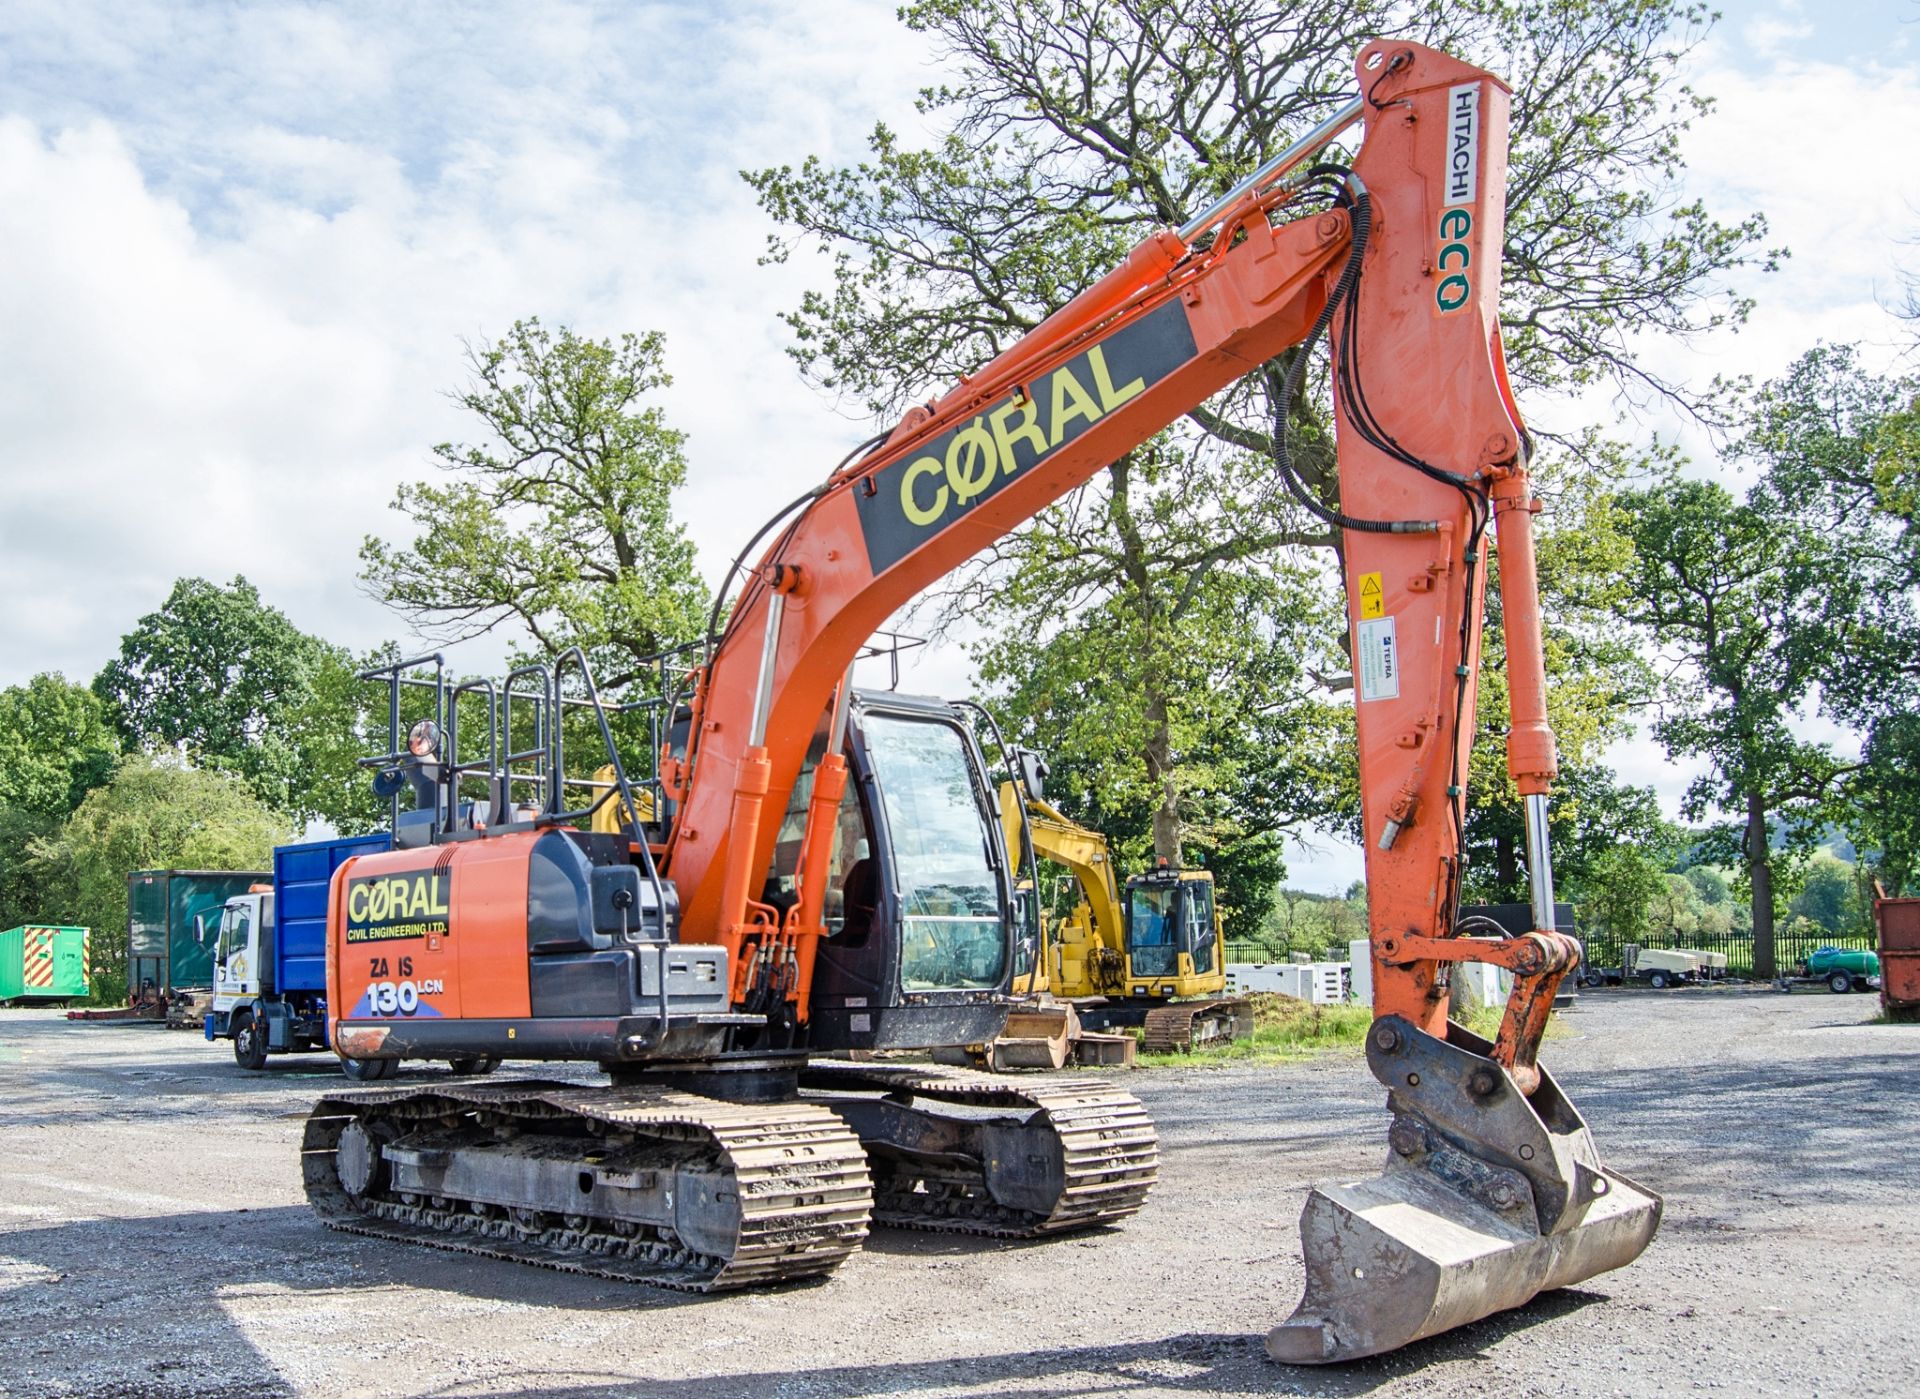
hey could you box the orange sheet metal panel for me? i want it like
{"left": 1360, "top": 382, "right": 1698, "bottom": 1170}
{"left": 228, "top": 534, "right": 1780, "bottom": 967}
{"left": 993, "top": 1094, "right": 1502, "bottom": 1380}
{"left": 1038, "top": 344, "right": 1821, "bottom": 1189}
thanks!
{"left": 1877, "top": 897, "right": 1920, "bottom": 1013}
{"left": 327, "top": 833, "right": 535, "bottom": 1043}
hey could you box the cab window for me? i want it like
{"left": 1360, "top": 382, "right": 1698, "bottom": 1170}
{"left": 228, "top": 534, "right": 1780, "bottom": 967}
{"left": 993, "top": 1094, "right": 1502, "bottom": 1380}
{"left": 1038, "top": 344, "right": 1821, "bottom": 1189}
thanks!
{"left": 219, "top": 904, "right": 252, "bottom": 965}
{"left": 1186, "top": 882, "right": 1217, "bottom": 976}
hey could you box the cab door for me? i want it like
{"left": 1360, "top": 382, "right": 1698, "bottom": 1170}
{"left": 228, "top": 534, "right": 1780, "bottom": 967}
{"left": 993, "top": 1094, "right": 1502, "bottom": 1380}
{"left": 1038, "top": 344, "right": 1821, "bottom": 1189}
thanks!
{"left": 212, "top": 900, "right": 258, "bottom": 1009}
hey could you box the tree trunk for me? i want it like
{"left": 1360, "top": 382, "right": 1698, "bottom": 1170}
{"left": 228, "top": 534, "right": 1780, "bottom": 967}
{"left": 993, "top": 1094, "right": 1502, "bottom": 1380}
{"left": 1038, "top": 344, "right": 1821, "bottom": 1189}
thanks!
{"left": 1747, "top": 790, "right": 1776, "bottom": 980}
{"left": 1494, "top": 833, "right": 1518, "bottom": 902}
{"left": 1143, "top": 688, "right": 1181, "bottom": 866}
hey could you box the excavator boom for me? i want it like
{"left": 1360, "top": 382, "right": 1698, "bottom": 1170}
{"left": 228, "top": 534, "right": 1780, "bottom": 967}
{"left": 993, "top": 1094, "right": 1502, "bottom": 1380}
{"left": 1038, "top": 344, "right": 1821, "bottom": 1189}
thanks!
{"left": 664, "top": 38, "right": 1656, "bottom": 1362}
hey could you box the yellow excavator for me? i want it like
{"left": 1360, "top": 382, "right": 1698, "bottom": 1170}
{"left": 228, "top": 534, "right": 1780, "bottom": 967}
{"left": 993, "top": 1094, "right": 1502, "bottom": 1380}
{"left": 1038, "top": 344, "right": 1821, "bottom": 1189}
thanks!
{"left": 995, "top": 759, "right": 1255, "bottom": 1053}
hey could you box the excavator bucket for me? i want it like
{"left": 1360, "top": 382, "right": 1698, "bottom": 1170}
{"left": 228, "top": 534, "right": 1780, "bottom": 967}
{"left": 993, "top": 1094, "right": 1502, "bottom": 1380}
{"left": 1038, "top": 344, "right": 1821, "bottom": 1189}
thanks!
{"left": 1269, "top": 1016, "right": 1661, "bottom": 1364}
{"left": 987, "top": 1000, "right": 1079, "bottom": 1071}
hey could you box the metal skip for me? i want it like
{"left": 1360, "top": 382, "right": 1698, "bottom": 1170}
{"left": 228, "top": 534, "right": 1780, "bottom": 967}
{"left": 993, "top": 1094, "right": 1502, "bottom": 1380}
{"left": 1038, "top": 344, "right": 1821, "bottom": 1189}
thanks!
{"left": 1269, "top": 1017, "right": 1662, "bottom": 1364}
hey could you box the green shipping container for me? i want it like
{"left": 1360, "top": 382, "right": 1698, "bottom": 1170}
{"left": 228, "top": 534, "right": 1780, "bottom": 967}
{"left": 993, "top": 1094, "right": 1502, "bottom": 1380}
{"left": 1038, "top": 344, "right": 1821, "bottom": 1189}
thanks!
{"left": 0, "top": 925, "right": 92, "bottom": 1001}
{"left": 126, "top": 870, "right": 267, "bottom": 997}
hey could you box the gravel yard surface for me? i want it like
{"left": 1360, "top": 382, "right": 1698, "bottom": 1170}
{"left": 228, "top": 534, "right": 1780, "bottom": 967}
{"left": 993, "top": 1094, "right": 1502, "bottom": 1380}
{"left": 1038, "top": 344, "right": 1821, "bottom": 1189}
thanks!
{"left": 1, "top": 989, "right": 1914, "bottom": 1398}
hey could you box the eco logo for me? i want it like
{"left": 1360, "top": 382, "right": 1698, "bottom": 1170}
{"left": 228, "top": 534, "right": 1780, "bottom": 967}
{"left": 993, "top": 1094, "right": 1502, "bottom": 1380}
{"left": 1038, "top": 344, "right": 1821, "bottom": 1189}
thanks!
{"left": 344, "top": 869, "right": 451, "bottom": 943}
{"left": 855, "top": 300, "right": 1197, "bottom": 573}
{"left": 1434, "top": 82, "right": 1480, "bottom": 316}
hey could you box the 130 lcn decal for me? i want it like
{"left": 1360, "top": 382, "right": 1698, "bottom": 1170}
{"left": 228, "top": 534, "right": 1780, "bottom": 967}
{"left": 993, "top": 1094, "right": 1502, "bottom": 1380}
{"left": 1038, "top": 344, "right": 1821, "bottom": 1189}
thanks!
{"left": 855, "top": 300, "right": 1198, "bottom": 574}
{"left": 344, "top": 869, "right": 450, "bottom": 943}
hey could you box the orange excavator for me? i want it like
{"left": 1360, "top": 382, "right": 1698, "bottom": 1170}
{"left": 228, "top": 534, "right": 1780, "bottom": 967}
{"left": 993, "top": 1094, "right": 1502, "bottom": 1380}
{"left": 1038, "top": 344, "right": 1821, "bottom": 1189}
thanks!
{"left": 302, "top": 40, "right": 1658, "bottom": 1362}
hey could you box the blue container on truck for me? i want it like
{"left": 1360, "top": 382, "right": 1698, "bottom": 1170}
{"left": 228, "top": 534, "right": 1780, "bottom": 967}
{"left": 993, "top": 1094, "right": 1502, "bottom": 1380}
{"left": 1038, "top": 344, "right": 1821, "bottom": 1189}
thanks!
{"left": 205, "top": 832, "right": 391, "bottom": 1069}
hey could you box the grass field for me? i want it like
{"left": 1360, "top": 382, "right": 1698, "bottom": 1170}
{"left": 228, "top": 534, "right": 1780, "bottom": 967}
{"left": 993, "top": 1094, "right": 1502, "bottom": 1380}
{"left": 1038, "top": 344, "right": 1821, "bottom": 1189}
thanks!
{"left": 1134, "top": 992, "right": 1508, "bottom": 1067}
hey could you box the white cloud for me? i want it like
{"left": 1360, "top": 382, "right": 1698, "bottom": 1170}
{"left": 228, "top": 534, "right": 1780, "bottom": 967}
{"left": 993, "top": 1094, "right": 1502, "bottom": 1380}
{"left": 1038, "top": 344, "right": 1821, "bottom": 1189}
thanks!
{"left": 0, "top": 2, "right": 1907, "bottom": 899}
{"left": 0, "top": 1, "right": 935, "bottom": 685}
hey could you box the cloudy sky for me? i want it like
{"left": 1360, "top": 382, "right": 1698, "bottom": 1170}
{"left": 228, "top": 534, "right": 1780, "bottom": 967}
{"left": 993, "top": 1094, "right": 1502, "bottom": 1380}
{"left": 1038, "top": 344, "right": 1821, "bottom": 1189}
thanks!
{"left": 1, "top": 0, "right": 1915, "bottom": 890}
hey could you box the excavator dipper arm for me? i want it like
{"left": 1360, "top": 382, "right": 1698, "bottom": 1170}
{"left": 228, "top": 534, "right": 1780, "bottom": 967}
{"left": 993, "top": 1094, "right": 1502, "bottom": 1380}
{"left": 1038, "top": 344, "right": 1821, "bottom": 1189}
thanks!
{"left": 663, "top": 39, "right": 1657, "bottom": 1359}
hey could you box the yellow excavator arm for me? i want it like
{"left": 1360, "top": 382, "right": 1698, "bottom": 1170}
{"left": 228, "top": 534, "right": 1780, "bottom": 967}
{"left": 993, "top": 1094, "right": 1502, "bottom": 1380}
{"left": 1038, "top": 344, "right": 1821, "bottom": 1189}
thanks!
{"left": 996, "top": 781, "right": 1129, "bottom": 995}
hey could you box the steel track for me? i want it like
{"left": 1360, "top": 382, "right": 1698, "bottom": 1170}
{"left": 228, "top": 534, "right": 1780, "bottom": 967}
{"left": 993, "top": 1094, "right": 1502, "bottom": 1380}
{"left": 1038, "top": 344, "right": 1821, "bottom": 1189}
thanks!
{"left": 302, "top": 1079, "right": 872, "bottom": 1291}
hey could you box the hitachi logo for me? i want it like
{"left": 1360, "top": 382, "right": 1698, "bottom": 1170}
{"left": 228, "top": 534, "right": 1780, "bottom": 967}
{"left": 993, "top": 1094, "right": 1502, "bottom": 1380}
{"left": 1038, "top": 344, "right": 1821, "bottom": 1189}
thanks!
{"left": 1444, "top": 83, "right": 1479, "bottom": 207}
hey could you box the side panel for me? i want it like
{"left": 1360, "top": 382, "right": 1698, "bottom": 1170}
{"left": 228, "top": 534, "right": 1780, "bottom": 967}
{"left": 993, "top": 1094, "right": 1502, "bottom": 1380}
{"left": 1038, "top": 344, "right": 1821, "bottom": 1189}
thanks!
{"left": 326, "top": 834, "right": 537, "bottom": 1047}
{"left": 452, "top": 838, "right": 537, "bottom": 1019}
{"left": 50, "top": 927, "right": 90, "bottom": 997}
{"left": 161, "top": 872, "right": 267, "bottom": 993}
{"left": 0, "top": 928, "right": 20, "bottom": 1000}
{"left": 330, "top": 848, "right": 465, "bottom": 1028}
{"left": 126, "top": 872, "right": 169, "bottom": 995}
{"left": 273, "top": 833, "right": 392, "bottom": 996}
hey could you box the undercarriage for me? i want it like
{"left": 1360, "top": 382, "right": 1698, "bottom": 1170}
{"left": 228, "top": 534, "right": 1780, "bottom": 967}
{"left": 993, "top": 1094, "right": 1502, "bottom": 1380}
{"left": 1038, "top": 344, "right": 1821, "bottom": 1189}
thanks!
{"left": 303, "top": 1061, "right": 1158, "bottom": 1289}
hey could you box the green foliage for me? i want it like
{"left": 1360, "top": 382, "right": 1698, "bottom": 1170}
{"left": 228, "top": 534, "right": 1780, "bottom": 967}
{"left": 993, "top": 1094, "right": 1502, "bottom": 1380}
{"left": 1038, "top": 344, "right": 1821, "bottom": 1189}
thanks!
{"left": 1856, "top": 715, "right": 1920, "bottom": 895}
{"left": 1739, "top": 346, "right": 1920, "bottom": 893}
{"left": 359, "top": 320, "right": 707, "bottom": 691}
{"left": 0, "top": 673, "right": 119, "bottom": 822}
{"left": 278, "top": 645, "right": 407, "bottom": 836}
{"left": 1244, "top": 885, "right": 1368, "bottom": 962}
{"left": 88, "top": 577, "right": 390, "bottom": 832}
{"left": 0, "top": 675, "right": 123, "bottom": 930}
{"left": 1685, "top": 864, "right": 1730, "bottom": 907}
{"left": 1617, "top": 473, "right": 1859, "bottom": 974}
{"left": 27, "top": 757, "right": 287, "bottom": 988}
{"left": 93, "top": 576, "right": 330, "bottom": 814}
{"left": 0, "top": 806, "right": 62, "bottom": 934}
{"left": 1788, "top": 853, "right": 1863, "bottom": 936}
{"left": 1578, "top": 844, "right": 1668, "bottom": 947}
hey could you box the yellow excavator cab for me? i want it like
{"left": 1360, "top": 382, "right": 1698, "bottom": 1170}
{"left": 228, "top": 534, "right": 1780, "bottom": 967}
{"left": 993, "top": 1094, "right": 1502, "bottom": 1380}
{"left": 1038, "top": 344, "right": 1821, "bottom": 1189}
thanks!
{"left": 589, "top": 764, "right": 654, "bottom": 835}
{"left": 997, "top": 781, "right": 1250, "bottom": 1051}
{"left": 1118, "top": 867, "right": 1227, "bottom": 1001}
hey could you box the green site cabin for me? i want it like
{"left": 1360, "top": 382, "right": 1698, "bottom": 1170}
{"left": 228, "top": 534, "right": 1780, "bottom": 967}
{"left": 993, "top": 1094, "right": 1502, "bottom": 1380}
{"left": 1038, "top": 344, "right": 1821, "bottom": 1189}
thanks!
{"left": 0, "top": 925, "right": 91, "bottom": 1002}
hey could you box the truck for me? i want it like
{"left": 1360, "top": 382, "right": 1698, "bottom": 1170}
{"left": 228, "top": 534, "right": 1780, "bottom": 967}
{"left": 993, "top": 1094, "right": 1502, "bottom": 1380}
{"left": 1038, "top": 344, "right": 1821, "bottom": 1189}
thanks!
{"left": 126, "top": 869, "right": 268, "bottom": 1027}
{"left": 204, "top": 833, "right": 404, "bottom": 1073}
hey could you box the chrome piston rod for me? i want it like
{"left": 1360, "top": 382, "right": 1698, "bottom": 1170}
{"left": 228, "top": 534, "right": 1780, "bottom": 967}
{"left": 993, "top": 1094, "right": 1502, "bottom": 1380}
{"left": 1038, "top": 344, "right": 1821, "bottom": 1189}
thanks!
{"left": 1524, "top": 791, "right": 1556, "bottom": 931}
{"left": 1178, "top": 97, "right": 1365, "bottom": 242}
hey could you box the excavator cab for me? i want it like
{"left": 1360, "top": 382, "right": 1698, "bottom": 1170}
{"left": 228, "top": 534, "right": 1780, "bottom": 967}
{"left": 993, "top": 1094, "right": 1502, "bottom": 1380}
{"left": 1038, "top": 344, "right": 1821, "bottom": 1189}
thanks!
{"left": 764, "top": 689, "right": 1020, "bottom": 1053}
{"left": 1123, "top": 868, "right": 1221, "bottom": 993}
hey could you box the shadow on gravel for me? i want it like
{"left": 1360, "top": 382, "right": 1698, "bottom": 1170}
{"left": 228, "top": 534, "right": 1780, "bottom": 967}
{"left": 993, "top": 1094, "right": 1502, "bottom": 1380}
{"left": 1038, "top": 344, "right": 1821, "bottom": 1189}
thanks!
{"left": 436, "top": 1292, "right": 1610, "bottom": 1398}
{"left": 0, "top": 1205, "right": 729, "bottom": 1397}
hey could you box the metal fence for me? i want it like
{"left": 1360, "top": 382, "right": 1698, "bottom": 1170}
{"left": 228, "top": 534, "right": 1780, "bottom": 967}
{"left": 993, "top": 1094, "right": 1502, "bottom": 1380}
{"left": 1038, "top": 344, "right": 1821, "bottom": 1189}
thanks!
{"left": 1231, "top": 928, "right": 1878, "bottom": 980}
{"left": 1225, "top": 937, "right": 1354, "bottom": 966}
{"left": 1579, "top": 925, "right": 1877, "bottom": 979}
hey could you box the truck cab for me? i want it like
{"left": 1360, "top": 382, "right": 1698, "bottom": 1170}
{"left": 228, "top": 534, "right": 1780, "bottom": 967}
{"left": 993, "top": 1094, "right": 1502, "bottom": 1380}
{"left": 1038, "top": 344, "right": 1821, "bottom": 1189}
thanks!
{"left": 208, "top": 890, "right": 271, "bottom": 1012}
{"left": 205, "top": 888, "right": 300, "bottom": 1068}
{"left": 205, "top": 833, "right": 392, "bottom": 1070}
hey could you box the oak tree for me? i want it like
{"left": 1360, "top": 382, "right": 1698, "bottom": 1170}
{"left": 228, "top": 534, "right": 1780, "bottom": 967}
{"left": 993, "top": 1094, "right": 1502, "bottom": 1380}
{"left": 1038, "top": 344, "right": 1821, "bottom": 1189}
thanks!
{"left": 360, "top": 320, "right": 708, "bottom": 692}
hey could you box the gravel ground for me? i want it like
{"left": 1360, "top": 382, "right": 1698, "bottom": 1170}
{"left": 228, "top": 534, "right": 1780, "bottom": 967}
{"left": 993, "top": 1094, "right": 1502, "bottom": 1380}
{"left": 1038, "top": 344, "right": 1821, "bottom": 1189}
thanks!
{"left": 0, "top": 989, "right": 1914, "bottom": 1398}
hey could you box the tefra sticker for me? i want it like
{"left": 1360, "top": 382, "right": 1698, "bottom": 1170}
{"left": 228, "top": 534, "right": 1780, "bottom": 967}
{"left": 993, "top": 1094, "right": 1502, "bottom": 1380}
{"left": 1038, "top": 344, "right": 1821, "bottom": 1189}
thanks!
{"left": 1356, "top": 617, "right": 1399, "bottom": 701}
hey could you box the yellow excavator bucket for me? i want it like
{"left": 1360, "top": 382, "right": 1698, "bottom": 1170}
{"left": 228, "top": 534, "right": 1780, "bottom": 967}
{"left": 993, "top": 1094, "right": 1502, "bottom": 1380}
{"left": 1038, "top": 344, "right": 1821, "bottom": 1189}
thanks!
{"left": 1270, "top": 1017, "right": 1661, "bottom": 1364}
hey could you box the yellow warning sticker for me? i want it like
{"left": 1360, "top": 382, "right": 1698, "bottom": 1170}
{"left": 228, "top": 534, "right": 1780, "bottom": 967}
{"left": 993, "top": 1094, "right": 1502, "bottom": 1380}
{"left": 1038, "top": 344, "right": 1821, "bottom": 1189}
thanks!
{"left": 1358, "top": 571, "right": 1385, "bottom": 620}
